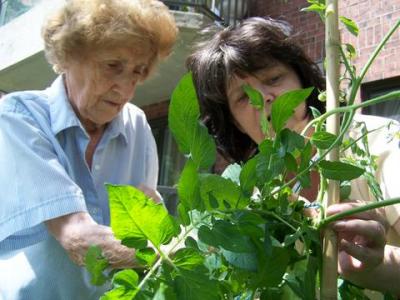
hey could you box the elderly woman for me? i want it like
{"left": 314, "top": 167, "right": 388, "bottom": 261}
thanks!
{"left": 0, "top": 0, "right": 177, "bottom": 299}
{"left": 187, "top": 17, "right": 400, "bottom": 297}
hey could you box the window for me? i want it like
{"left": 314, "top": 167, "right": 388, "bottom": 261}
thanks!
{"left": 150, "top": 117, "right": 186, "bottom": 215}
{"left": 361, "top": 77, "right": 400, "bottom": 122}
{"left": 149, "top": 117, "right": 186, "bottom": 187}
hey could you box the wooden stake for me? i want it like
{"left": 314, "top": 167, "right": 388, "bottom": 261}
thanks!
{"left": 321, "top": 0, "right": 340, "bottom": 299}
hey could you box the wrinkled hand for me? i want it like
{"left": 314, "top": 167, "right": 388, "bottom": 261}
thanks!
{"left": 46, "top": 212, "right": 138, "bottom": 269}
{"left": 327, "top": 202, "right": 388, "bottom": 285}
{"left": 138, "top": 183, "right": 162, "bottom": 203}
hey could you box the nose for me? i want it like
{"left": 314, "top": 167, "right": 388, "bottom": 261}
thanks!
{"left": 262, "top": 90, "right": 274, "bottom": 104}
{"left": 114, "top": 73, "right": 138, "bottom": 100}
{"left": 256, "top": 85, "right": 275, "bottom": 104}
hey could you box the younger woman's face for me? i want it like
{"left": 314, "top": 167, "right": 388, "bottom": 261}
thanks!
{"left": 227, "top": 62, "right": 308, "bottom": 144}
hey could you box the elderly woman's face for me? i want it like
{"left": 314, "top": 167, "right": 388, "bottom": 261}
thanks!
{"left": 227, "top": 62, "right": 307, "bottom": 144}
{"left": 64, "top": 46, "right": 152, "bottom": 129}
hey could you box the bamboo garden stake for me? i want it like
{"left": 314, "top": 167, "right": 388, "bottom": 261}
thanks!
{"left": 321, "top": 0, "right": 340, "bottom": 299}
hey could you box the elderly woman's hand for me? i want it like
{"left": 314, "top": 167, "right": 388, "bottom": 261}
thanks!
{"left": 327, "top": 202, "right": 388, "bottom": 286}
{"left": 137, "top": 183, "right": 162, "bottom": 203}
{"left": 46, "top": 212, "right": 139, "bottom": 269}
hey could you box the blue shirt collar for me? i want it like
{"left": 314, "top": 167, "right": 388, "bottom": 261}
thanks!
{"left": 46, "top": 75, "right": 128, "bottom": 144}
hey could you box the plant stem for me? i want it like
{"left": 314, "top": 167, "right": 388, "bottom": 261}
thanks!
{"left": 321, "top": 1, "right": 340, "bottom": 298}
{"left": 319, "top": 197, "right": 400, "bottom": 228}
{"left": 339, "top": 46, "right": 355, "bottom": 81}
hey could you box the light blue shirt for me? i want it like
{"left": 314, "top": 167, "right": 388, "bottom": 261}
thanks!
{"left": 0, "top": 76, "right": 158, "bottom": 299}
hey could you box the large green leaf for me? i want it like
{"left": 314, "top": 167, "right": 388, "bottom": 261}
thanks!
{"left": 271, "top": 88, "right": 314, "bottom": 133}
{"left": 190, "top": 123, "right": 216, "bottom": 170}
{"left": 318, "top": 160, "right": 365, "bottom": 180}
{"left": 168, "top": 73, "right": 200, "bottom": 154}
{"left": 169, "top": 73, "right": 216, "bottom": 170}
{"left": 174, "top": 268, "right": 220, "bottom": 300}
{"left": 177, "top": 159, "right": 203, "bottom": 211}
{"left": 107, "top": 184, "right": 179, "bottom": 248}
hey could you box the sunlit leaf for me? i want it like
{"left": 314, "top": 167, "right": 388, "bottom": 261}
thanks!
{"left": 169, "top": 73, "right": 216, "bottom": 169}
{"left": 340, "top": 16, "right": 359, "bottom": 36}
{"left": 177, "top": 159, "right": 203, "bottom": 211}
{"left": 135, "top": 248, "right": 157, "bottom": 266}
{"left": 243, "top": 84, "right": 264, "bottom": 109}
{"left": 107, "top": 184, "right": 180, "bottom": 248}
{"left": 271, "top": 88, "right": 314, "bottom": 133}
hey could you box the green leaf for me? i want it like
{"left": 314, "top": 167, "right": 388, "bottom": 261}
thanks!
{"left": 177, "top": 159, "right": 203, "bottom": 211}
{"left": 174, "top": 269, "right": 220, "bottom": 300}
{"left": 190, "top": 123, "right": 217, "bottom": 170}
{"left": 243, "top": 84, "right": 264, "bottom": 109}
{"left": 340, "top": 16, "right": 359, "bottom": 36}
{"left": 85, "top": 245, "right": 109, "bottom": 286}
{"left": 344, "top": 43, "right": 356, "bottom": 59}
{"left": 259, "top": 247, "right": 290, "bottom": 287}
{"left": 243, "top": 84, "right": 270, "bottom": 135}
{"left": 107, "top": 184, "right": 180, "bottom": 248}
{"left": 169, "top": 73, "right": 216, "bottom": 170}
{"left": 112, "top": 269, "right": 139, "bottom": 289}
{"left": 271, "top": 88, "right": 314, "bottom": 133}
{"left": 301, "top": 3, "right": 325, "bottom": 14}
{"left": 319, "top": 160, "right": 365, "bottom": 180}
{"left": 284, "top": 153, "right": 298, "bottom": 172}
{"left": 100, "top": 288, "right": 137, "bottom": 300}
{"left": 221, "top": 249, "right": 258, "bottom": 271}
{"left": 172, "top": 248, "right": 204, "bottom": 270}
{"left": 135, "top": 247, "right": 157, "bottom": 266}
{"left": 153, "top": 283, "right": 177, "bottom": 300}
{"left": 198, "top": 220, "right": 255, "bottom": 253}
{"left": 310, "top": 131, "right": 338, "bottom": 149}
{"left": 169, "top": 73, "right": 200, "bottom": 154}
{"left": 280, "top": 129, "right": 305, "bottom": 153}
{"left": 200, "top": 174, "right": 248, "bottom": 210}
{"left": 240, "top": 157, "right": 258, "bottom": 197}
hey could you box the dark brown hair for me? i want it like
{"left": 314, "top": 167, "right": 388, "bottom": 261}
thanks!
{"left": 187, "top": 17, "right": 325, "bottom": 163}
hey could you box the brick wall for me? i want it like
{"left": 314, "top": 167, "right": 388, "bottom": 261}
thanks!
{"left": 252, "top": 0, "right": 400, "bottom": 101}
{"left": 339, "top": 0, "right": 400, "bottom": 83}
{"left": 251, "top": 0, "right": 325, "bottom": 63}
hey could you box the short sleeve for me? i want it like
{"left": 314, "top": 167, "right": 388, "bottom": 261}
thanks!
{"left": 0, "top": 100, "right": 87, "bottom": 250}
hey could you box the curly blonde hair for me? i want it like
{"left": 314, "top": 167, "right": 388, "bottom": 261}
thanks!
{"left": 42, "top": 0, "right": 178, "bottom": 74}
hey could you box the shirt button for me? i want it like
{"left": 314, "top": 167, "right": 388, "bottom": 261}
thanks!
{"left": 94, "top": 164, "right": 101, "bottom": 171}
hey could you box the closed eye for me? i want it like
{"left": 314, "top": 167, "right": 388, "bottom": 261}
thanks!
{"left": 267, "top": 75, "right": 282, "bottom": 85}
